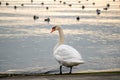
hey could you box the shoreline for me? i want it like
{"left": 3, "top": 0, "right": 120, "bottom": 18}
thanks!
{"left": 0, "top": 71, "right": 120, "bottom": 78}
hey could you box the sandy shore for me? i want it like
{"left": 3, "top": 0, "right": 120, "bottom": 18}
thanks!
{"left": 0, "top": 71, "right": 120, "bottom": 80}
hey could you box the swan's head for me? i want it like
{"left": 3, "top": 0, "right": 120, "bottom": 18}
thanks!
{"left": 51, "top": 25, "right": 60, "bottom": 33}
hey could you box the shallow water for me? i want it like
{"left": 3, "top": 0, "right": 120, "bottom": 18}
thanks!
{"left": 0, "top": 0, "right": 120, "bottom": 74}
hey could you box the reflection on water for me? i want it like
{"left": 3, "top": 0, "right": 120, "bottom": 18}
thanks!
{"left": 0, "top": 0, "right": 120, "bottom": 73}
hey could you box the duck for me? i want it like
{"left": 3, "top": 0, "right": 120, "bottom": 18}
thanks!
{"left": 46, "top": 6, "right": 49, "bottom": 10}
{"left": 6, "top": 2, "right": 9, "bottom": 6}
{"left": 51, "top": 25, "right": 84, "bottom": 74}
{"left": 76, "top": 16, "right": 80, "bottom": 21}
{"left": 33, "top": 15, "right": 39, "bottom": 20}
{"left": 82, "top": 5, "right": 85, "bottom": 9}
{"left": 96, "top": 9, "right": 101, "bottom": 15}
{"left": 0, "top": 2, "right": 1, "bottom": 5}
{"left": 44, "top": 17, "right": 50, "bottom": 23}
{"left": 68, "top": 4, "right": 72, "bottom": 7}
{"left": 21, "top": 4, "right": 24, "bottom": 6}
{"left": 14, "top": 6, "right": 17, "bottom": 10}
{"left": 41, "top": 2, "right": 44, "bottom": 5}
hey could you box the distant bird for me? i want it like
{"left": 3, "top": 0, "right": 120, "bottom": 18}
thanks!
{"left": 96, "top": 9, "right": 101, "bottom": 15}
{"left": 103, "top": 7, "right": 108, "bottom": 10}
{"left": 31, "top": 0, "right": 33, "bottom": 3}
{"left": 76, "top": 16, "right": 80, "bottom": 21}
{"left": 21, "top": 4, "right": 24, "bottom": 6}
{"left": 6, "top": 2, "right": 9, "bottom": 6}
{"left": 63, "top": 2, "right": 66, "bottom": 5}
{"left": 41, "top": 2, "right": 44, "bottom": 5}
{"left": 59, "top": 1, "right": 62, "bottom": 4}
{"left": 82, "top": 5, "right": 85, "bottom": 9}
{"left": 0, "top": 2, "right": 1, "bottom": 5}
{"left": 78, "top": 1, "right": 81, "bottom": 3}
{"left": 14, "top": 6, "right": 17, "bottom": 10}
{"left": 106, "top": 3, "right": 110, "bottom": 8}
{"left": 51, "top": 25, "right": 84, "bottom": 74}
{"left": 33, "top": 15, "right": 39, "bottom": 20}
{"left": 113, "top": 0, "right": 115, "bottom": 2}
{"left": 92, "top": 2, "right": 95, "bottom": 5}
{"left": 44, "top": 17, "right": 50, "bottom": 23}
{"left": 46, "top": 7, "right": 49, "bottom": 10}
{"left": 68, "top": 4, "right": 72, "bottom": 7}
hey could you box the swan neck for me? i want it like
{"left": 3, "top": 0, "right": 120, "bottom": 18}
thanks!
{"left": 58, "top": 27, "right": 64, "bottom": 45}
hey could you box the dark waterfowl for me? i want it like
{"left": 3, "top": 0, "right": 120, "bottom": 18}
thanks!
{"left": 96, "top": 9, "right": 101, "bottom": 15}
{"left": 14, "top": 6, "right": 17, "bottom": 10}
{"left": 113, "top": 0, "right": 115, "bottom": 2}
{"left": 21, "top": 4, "right": 24, "bottom": 6}
{"left": 46, "top": 7, "right": 49, "bottom": 10}
{"left": 103, "top": 7, "right": 108, "bottom": 10}
{"left": 78, "top": 1, "right": 81, "bottom": 3}
{"left": 76, "top": 16, "right": 80, "bottom": 21}
{"left": 68, "top": 4, "right": 72, "bottom": 7}
{"left": 44, "top": 17, "right": 50, "bottom": 23}
{"left": 41, "top": 2, "right": 44, "bottom": 5}
{"left": 82, "top": 5, "right": 85, "bottom": 9}
{"left": 0, "top": 2, "right": 1, "bottom": 5}
{"left": 92, "top": 2, "right": 95, "bottom": 5}
{"left": 63, "top": 2, "right": 66, "bottom": 5}
{"left": 106, "top": 3, "right": 110, "bottom": 8}
{"left": 6, "top": 2, "right": 9, "bottom": 6}
{"left": 59, "top": 1, "right": 62, "bottom": 4}
{"left": 31, "top": 0, "right": 33, "bottom": 3}
{"left": 33, "top": 15, "right": 39, "bottom": 20}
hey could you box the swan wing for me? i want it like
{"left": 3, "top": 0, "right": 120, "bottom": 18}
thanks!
{"left": 54, "top": 44, "right": 84, "bottom": 66}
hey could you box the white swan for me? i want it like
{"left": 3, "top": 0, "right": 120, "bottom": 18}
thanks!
{"left": 51, "top": 25, "right": 84, "bottom": 74}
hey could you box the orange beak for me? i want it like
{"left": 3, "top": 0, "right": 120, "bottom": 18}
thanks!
{"left": 50, "top": 29, "right": 55, "bottom": 33}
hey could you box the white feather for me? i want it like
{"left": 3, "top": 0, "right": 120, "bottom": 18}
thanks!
{"left": 54, "top": 44, "right": 84, "bottom": 67}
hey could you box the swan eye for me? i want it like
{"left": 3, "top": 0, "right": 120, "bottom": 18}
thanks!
{"left": 52, "top": 26, "right": 56, "bottom": 30}
{"left": 51, "top": 26, "right": 56, "bottom": 33}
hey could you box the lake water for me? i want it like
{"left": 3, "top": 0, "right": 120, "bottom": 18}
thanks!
{"left": 0, "top": 0, "right": 120, "bottom": 74}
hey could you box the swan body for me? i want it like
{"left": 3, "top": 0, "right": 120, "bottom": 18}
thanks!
{"left": 51, "top": 25, "right": 84, "bottom": 74}
{"left": 54, "top": 44, "right": 84, "bottom": 67}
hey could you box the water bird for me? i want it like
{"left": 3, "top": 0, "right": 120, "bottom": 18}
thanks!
{"left": 78, "top": 1, "right": 81, "bottom": 3}
{"left": 92, "top": 2, "right": 95, "bottom": 5}
{"left": 51, "top": 25, "right": 84, "bottom": 74}
{"left": 103, "top": 7, "right": 108, "bottom": 10}
{"left": 82, "top": 5, "right": 85, "bottom": 9}
{"left": 31, "top": 0, "right": 33, "bottom": 3}
{"left": 33, "top": 15, "right": 39, "bottom": 20}
{"left": 0, "top": 2, "right": 1, "bottom": 5}
{"left": 21, "top": 4, "right": 24, "bottom": 6}
{"left": 41, "top": 2, "right": 44, "bottom": 5}
{"left": 59, "top": 1, "right": 62, "bottom": 4}
{"left": 14, "top": 6, "right": 17, "bottom": 10}
{"left": 76, "top": 16, "right": 80, "bottom": 21}
{"left": 106, "top": 3, "right": 110, "bottom": 8}
{"left": 46, "top": 7, "right": 49, "bottom": 10}
{"left": 63, "top": 2, "right": 66, "bottom": 5}
{"left": 113, "top": 0, "right": 115, "bottom": 2}
{"left": 96, "top": 9, "right": 101, "bottom": 15}
{"left": 6, "top": 2, "right": 9, "bottom": 6}
{"left": 44, "top": 17, "right": 50, "bottom": 23}
{"left": 68, "top": 4, "right": 72, "bottom": 7}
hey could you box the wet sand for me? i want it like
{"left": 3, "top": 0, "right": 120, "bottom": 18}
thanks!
{"left": 0, "top": 72, "right": 120, "bottom": 80}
